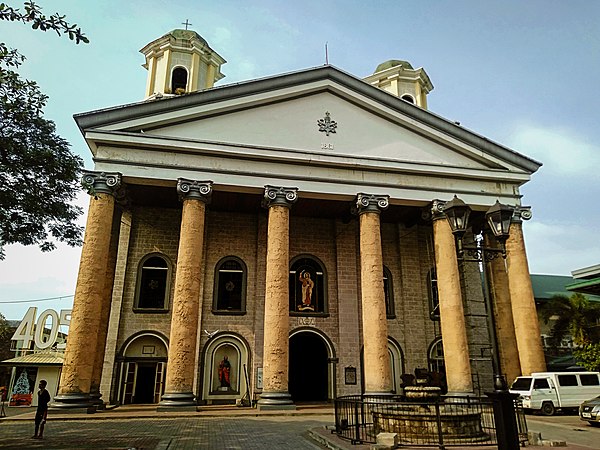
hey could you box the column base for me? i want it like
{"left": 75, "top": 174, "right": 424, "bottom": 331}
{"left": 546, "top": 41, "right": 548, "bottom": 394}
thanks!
{"left": 257, "top": 391, "right": 296, "bottom": 411}
{"left": 157, "top": 392, "right": 198, "bottom": 411}
{"left": 50, "top": 393, "right": 96, "bottom": 413}
{"left": 90, "top": 391, "right": 106, "bottom": 410}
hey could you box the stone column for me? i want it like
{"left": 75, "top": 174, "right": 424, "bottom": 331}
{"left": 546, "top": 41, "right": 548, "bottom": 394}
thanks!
{"left": 506, "top": 208, "right": 546, "bottom": 375}
{"left": 159, "top": 179, "right": 212, "bottom": 409}
{"left": 431, "top": 200, "right": 473, "bottom": 395}
{"left": 257, "top": 185, "right": 298, "bottom": 410}
{"left": 484, "top": 234, "right": 522, "bottom": 385}
{"left": 356, "top": 193, "right": 393, "bottom": 395}
{"left": 52, "top": 171, "right": 121, "bottom": 411}
{"left": 90, "top": 209, "right": 122, "bottom": 408}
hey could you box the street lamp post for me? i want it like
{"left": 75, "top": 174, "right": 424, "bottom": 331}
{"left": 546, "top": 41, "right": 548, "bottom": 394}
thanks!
{"left": 442, "top": 195, "right": 521, "bottom": 450}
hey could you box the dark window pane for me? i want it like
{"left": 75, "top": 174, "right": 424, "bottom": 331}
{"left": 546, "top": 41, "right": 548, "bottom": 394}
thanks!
{"left": 533, "top": 379, "right": 550, "bottom": 389}
{"left": 557, "top": 375, "right": 578, "bottom": 387}
{"left": 428, "top": 268, "right": 439, "bottom": 320}
{"left": 139, "top": 266, "right": 167, "bottom": 309}
{"left": 383, "top": 267, "right": 394, "bottom": 318}
{"left": 581, "top": 374, "right": 599, "bottom": 386}
{"left": 217, "top": 271, "right": 243, "bottom": 310}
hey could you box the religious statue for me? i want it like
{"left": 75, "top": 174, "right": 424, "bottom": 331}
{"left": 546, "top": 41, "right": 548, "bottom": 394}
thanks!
{"left": 218, "top": 355, "right": 231, "bottom": 388}
{"left": 298, "top": 270, "right": 315, "bottom": 311}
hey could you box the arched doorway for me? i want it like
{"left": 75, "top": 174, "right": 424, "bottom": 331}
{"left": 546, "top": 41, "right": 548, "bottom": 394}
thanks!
{"left": 117, "top": 332, "right": 168, "bottom": 405}
{"left": 289, "top": 331, "right": 329, "bottom": 402}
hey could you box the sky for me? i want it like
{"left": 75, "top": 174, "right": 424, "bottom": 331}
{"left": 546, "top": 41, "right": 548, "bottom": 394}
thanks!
{"left": 1, "top": 0, "right": 599, "bottom": 320}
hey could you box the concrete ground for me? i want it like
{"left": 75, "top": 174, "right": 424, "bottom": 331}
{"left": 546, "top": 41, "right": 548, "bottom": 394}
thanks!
{"left": 0, "top": 404, "right": 596, "bottom": 449}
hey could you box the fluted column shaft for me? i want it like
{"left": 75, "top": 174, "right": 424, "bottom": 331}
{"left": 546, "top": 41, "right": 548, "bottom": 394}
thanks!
{"left": 506, "top": 219, "right": 546, "bottom": 375}
{"left": 258, "top": 186, "right": 297, "bottom": 410}
{"left": 432, "top": 205, "right": 473, "bottom": 394}
{"left": 160, "top": 179, "right": 212, "bottom": 408}
{"left": 53, "top": 172, "right": 121, "bottom": 410}
{"left": 356, "top": 194, "right": 392, "bottom": 394}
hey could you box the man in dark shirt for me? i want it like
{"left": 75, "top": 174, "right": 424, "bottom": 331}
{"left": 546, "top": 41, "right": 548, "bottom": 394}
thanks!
{"left": 32, "top": 379, "right": 50, "bottom": 439}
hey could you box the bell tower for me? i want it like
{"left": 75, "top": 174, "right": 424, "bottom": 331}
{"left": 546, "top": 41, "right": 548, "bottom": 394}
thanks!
{"left": 140, "top": 29, "right": 226, "bottom": 99}
{"left": 363, "top": 60, "right": 433, "bottom": 109}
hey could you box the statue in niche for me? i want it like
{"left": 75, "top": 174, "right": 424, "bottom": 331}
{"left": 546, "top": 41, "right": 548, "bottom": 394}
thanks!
{"left": 298, "top": 270, "right": 315, "bottom": 311}
{"left": 218, "top": 355, "right": 231, "bottom": 388}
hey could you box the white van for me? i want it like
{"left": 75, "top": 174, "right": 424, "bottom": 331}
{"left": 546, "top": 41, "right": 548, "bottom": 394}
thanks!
{"left": 510, "top": 372, "right": 600, "bottom": 415}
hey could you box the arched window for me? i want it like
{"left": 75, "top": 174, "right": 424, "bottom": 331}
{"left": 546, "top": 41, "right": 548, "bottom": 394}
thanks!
{"left": 383, "top": 265, "right": 395, "bottom": 319}
{"left": 427, "top": 268, "right": 439, "bottom": 320}
{"left": 401, "top": 94, "right": 415, "bottom": 104}
{"left": 134, "top": 254, "right": 171, "bottom": 311}
{"left": 428, "top": 338, "right": 445, "bottom": 374}
{"left": 289, "top": 256, "right": 327, "bottom": 314}
{"left": 171, "top": 67, "right": 188, "bottom": 93}
{"left": 213, "top": 256, "right": 247, "bottom": 314}
{"left": 427, "top": 337, "right": 447, "bottom": 393}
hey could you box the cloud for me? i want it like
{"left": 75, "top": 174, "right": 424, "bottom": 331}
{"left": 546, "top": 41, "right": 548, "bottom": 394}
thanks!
{"left": 509, "top": 124, "right": 600, "bottom": 177}
{"left": 523, "top": 220, "right": 600, "bottom": 275}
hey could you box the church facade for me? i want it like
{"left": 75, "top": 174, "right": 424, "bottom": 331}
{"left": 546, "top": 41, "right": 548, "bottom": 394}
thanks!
{"left": 52, "top": 30, "right": 546, "bottom": 410}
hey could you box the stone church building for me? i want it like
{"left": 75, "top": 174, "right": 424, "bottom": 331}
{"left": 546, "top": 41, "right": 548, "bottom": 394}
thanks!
{"left": 52, "top": 29, "right": 546, "bottom": 411}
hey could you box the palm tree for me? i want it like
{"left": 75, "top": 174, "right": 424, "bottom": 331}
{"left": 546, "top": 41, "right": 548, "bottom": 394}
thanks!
{"left": 541, "top": 293, "right": 600, "bottom": 350}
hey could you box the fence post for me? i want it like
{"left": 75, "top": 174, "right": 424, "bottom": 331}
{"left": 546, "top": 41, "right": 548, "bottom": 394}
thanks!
{"left": 354, "top": 399, "right": 361, "bottom": 444}
{"left": 435, "top": 400, "right": 445, "bottom": 450}
{"left": 485, "top": 389, "right": 520, "bottom": 450}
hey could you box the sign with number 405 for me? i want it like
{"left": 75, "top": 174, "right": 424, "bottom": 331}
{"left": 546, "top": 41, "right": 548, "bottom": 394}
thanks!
{"left": 11, "top": 307, "right": 72, "bottom": 350}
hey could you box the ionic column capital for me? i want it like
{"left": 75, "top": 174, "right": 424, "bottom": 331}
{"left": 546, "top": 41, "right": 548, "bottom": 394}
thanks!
{"left": 355, "top": 193, "right": 389, "bottom": 215}
{"left": 262, "top": 185, "right": 298, "bottom": 208}
{"left": 511, "top": 206, "right": 532, "bottom": 223}
{"left": 429, "top": 199, "right": 447, "bottom": 221}
{"left": 177, "top": 179, "right": 213, "bottom": 203}
{"left": 81, "top": 171, "right": 122, "bottom": 196}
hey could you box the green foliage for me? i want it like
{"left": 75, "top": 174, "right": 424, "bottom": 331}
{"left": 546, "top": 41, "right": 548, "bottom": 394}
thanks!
{"left": 541, "top": 293, "right": 600, "bottom": 350}
{"left": 0, "top": 2, "right": 88, "bottom": 258}
{"left": 0, "top": 312, "right": 9, "bottom": 341}
{"left": 0, "top": 2, "right": 88, "bottom": 43}
{"left": 574, "top": 344, "right": 600, "bottom": 372}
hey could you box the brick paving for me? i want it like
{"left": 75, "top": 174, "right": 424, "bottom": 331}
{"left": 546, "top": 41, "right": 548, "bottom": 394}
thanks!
{"left": 0, "top": 405, "right": 596, "bottom": 449}
{"left": 0, "top": 414, "right": 333, "bottom": 449}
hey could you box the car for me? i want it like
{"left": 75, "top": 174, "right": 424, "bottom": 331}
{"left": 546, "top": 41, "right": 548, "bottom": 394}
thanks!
{"left": 580, "top": 395, "right": 600, "bottom": 426}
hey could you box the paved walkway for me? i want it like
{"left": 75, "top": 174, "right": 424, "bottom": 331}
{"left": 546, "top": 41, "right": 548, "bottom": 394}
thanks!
{"left": 0, "top": 404, "right": 594, "bottom": 449}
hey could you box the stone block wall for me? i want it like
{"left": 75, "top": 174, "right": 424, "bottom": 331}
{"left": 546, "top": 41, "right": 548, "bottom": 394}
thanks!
{"left": 106, "top": 204, "right": 494, "bottom": 401}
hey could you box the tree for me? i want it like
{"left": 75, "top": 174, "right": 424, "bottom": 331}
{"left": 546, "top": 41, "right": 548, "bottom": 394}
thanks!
{"left": 0, "top": 2, "right": 88, "bottom": 259}
{"left": 540, "top": 292, "right": 600, "bottom": 350}
{"left": 574, "top": 344, "right": 600, "bottom": 372}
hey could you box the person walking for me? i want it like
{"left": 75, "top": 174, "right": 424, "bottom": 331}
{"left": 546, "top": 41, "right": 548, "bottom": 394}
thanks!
{"left": 32, "top": 380, "right": 50, "bottom": 439}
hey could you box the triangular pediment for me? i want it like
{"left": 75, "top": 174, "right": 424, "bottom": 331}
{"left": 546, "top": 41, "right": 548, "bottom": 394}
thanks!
{"left": 76, "top": 66, "right": 540, "bottom": 207}
{"left": 141, "top": 91, "right": 493, "bottom": 170}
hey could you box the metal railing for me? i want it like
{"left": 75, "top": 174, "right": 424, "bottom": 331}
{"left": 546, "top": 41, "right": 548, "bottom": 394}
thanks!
{"left": 334, "top": 394, "right": 527, "bottom": 448}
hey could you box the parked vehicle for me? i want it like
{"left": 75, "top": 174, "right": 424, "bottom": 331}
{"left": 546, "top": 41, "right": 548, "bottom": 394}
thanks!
{"left": 579, "top": 395, "right": 600, "bottom": 426}
{"left": 509, "top": 372, "right": 600, "bottom": 416}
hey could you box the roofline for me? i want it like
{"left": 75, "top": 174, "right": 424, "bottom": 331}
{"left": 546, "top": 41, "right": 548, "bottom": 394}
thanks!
{"left": 572, "top": 264, "right": 600, "bottom": 279}
{"left": 74, "top": 65, "right": 542, "bottom": 174}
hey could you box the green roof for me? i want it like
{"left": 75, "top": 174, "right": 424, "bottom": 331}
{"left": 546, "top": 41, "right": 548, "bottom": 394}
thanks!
{"left": 375, "top": 59, "right": 414, "bottom": 73}
{"left": 566, "top": 277, "right": 600, "bottom": 296}
{"left": 531, "top": 274, "right": 600, "bottom": 302}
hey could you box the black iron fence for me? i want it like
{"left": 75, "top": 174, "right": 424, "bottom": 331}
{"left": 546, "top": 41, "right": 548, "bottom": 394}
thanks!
{"left": 334, "top": 394, "right": 528, "bottom": 448}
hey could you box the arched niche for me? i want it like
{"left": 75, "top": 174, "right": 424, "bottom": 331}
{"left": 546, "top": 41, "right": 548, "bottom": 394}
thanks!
{"left": 201, "top": 333, "right": 250, "bottom": 405}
